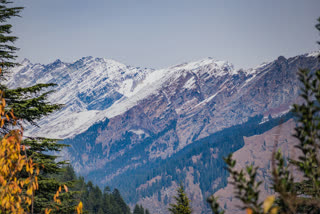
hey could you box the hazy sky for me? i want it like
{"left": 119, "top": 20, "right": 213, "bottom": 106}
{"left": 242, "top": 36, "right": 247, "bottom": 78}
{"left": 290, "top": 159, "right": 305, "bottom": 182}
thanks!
{"left": 11, "top": 0, "right": 320, "bottom": 69}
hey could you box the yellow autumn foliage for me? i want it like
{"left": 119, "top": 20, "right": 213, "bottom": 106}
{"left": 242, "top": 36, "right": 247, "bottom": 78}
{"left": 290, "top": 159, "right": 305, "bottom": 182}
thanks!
{"left": 76, "top": 201, "right": 83, "bottom": 214}
{"left": 0, "top": 67, "right": 82, "bottom": 213}
{"left": 0, "top": 89, "right": 40, "bottom": 213}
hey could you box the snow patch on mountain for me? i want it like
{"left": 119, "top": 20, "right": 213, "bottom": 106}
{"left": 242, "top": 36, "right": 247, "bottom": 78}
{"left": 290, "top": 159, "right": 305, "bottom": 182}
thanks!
{"left": 307, "top": 51, "right": 320, "bottom": 58}
{"left": 101, "top": 58, "right": 235, "bottom": 119}
{"left": 171, "top": 58, "right": 235, "bottom": 77}
{"left": 193, "top": 78, "right": 229, "bottom": 109}
{"left": 9, "top": 52, "right": 316, "bottom": 139}
{"left": 7, "top": 57, "right": 238, "bottom": 139}
{"left": 7, "top": 57, "right": 154, "bottom": 138}
{"left": 183, "top": 77, "right": 196, "bottom": 89}
{"left": 25, "top": 109, "right": 101, "bottom": 139}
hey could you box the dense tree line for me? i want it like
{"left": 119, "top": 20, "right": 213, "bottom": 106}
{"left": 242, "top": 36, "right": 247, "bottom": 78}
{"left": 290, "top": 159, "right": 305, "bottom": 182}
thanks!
{"left": 133, "top": 204, "right": 150, "bottom": 214}
{"left": 54, "top": 165, "right": 137, "bottom": 214}
{"left": 107, "top": 113, "right": 293, "bottom": 204}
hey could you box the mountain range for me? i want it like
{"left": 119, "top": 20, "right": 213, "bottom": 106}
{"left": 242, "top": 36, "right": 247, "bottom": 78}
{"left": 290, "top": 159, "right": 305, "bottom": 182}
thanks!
{"left": 6, "top": 51, "right": 320, "bottom": 213}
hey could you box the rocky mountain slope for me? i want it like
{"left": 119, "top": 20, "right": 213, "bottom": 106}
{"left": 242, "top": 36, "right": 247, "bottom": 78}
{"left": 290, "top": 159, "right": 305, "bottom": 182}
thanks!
{"left": 6, "top": 51, "right": 320, "bottom": 213}
{"left": 215, "top": 119, "right": 299, "bottom": 214}
{"left": 64, "top": 52, "right": 318, "bottom": 178}
{"left": 7, "top": 57, "right": 153, "bottom": 138}
{"left": 124, "top": 114, "right": 294, "bottom": 214}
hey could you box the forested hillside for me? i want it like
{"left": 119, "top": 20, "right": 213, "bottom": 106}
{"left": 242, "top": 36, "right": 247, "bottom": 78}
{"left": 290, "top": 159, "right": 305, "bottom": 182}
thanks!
{"left": 54, "top": 165, "right": 145, "bottom": 214}
{"left": 106, "top": 113, "right": 293, "bottom": 213}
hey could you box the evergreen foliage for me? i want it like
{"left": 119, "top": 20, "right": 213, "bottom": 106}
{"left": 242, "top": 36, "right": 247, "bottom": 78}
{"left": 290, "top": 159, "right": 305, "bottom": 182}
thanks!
{"left": 77, "top": 178, "right": 132, "bottom": 214}
{"left": 0, "top": 0, "right": 23, "bottom": 74}
{"left": 22, "top": 139, "right": 80, "bottom": 213}
{"left": 0, "top": 1, "right": 75, "bottom": 213}
{"left": 133, "top": 204, "right": 150, "bottom": 214}
{"left": 133, "top": 204, "right": 143, "bottom": 214}
{"left": 29, "top": 162, "right": 136, "bottom": 214}
{"left": 168, "top": 184, "right": 192, "bottom": 214}
{"left": 4, "top": 84, "right": 63, "bottom": 127}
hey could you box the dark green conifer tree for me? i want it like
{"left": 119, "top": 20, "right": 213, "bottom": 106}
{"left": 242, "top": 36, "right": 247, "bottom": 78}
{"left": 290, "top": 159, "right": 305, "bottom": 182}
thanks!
{"left": 77, "top": 179, "right": 132, "bottom": 214}
{"left": 0, "top": 1, "right": 78, "bottom": 213}
{"left": 0, "top": 0, "right": 23, "bottom": 74}
{"left": 25, "top": 144, "right": 80, "bottom": 213}
{"left": 133, "top": 204, "right": 142, "bottom": 214}
{"left": 133, "top": 204, "right": 150, "bottom": 214}
{"left": 168, "top": 184, "right": 192, "bottom": 214}
{"left": 112, "top": 188, "right": 131, "bottom": 214}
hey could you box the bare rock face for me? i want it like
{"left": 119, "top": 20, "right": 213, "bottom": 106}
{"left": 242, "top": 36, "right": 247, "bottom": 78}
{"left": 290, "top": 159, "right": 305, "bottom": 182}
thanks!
{"left": 215, "top": 119, "right": 300, "bottom": 214}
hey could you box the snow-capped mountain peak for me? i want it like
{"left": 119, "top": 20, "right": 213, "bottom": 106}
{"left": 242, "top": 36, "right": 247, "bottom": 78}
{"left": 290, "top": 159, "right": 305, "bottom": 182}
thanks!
{"left": 5, "top": 56, "right": 243, "bottom": 139}
{"left": 7, "top": 52, "right": 318, "bottom": 139}
{"left": 21, "top": 58, "right": 31, "bottom": 65}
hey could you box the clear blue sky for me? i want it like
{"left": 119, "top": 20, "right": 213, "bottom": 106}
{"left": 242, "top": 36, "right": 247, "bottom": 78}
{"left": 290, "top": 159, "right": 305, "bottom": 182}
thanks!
{"left": 11, "top": 0, "right": 320, "bottom": 69}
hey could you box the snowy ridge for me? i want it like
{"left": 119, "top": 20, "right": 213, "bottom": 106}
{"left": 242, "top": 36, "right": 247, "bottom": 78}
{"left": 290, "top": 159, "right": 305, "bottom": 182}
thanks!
{"left": 19, "top": 57, "right": 235, "bottom": 139}
{"left": 306, "top": 50, "right": 320, "bottom": 58}
{"left": 170, "top": 58, "right": 235, "bottom": 77}
{"left": 6, "top": 52, "right": 316, "bottom": 139}
{"left": 101, "top": 58, "right": 235, "bottom": 119}
{"left": 7, "top": 57, "right": 153, "bottom": 138}
{"left": 183, "top": 77, "right": 196, "bottom": 89}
